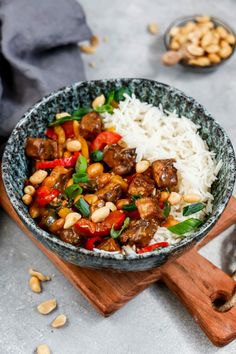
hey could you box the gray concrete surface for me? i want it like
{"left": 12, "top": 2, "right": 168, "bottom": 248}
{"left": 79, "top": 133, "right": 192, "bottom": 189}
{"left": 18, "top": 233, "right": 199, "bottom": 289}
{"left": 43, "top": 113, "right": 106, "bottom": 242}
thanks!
{"left": 0, "top": 0, "right": 236, "bottom": 353}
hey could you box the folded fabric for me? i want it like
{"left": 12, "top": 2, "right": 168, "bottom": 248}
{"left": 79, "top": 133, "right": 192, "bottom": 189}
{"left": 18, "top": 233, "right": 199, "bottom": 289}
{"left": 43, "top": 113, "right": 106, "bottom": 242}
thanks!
{"left": 0, "top": 0, "right": 92, "bottom": 139}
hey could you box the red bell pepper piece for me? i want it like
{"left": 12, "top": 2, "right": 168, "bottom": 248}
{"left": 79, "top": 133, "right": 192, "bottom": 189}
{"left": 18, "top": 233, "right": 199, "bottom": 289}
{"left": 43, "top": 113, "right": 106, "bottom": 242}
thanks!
{"left": 90, "top": 131, "right": 122, "bottom": 151}
{"left": 36, "top": 186, "right": 51, "bottom": 198}
{"left": 137, "top": 241, "right": 169, "bottom": 254}
{"left": 37, "top": 189, "right": 60, "bottom": 206}
{"left": 103, "top": 210, "right": 126, "bottom": 230}
{"left": 159, "top": 201, "right": 164, "bottom": 209}
{"left": 61, "top": 121, "right": 75, "bottom": 138}
{"left": 44, "top": 128, "right": 58, "bottom": 141}
{"left": 124, "top": 209, "right": 140, "bottom": 219}
{"left": 84, "top": 236, "right": 102, "bottom": 250}
{"left": 35, "top": 152, "right": 80, "bottom": 170}
{"left": 75, "top": 219, "right": 97, "bottom": 237}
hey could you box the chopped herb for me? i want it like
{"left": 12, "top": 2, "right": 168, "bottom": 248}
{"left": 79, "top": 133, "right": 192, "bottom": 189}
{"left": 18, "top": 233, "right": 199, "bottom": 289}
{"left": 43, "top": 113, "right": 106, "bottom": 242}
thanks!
{"left": 110, "top": 217, "right": 130, "bottom": 239}
{"left": 90, "top": 150, "right": 104, "bottom": 162}
{"left": 94, "top": 91, "right": 115, "bottom": 114}
{"left": 74, "top": 198, "right": 90, "bottom": 217}
{"left": 75, "top": 155, "right": 87, "bottom": 174}
{"left": 131, "top": 194, "right": 142, "bottom": 201}
{"left": 168, "top": 218, "right": 202, "bottom": 235}
{"left": 183, "top": 203, "right": 206, "bottom": 216}
{"left": 65, "top": 184, "right": 83, "bottom": 201}
{"left": 163, "top": 201, "right": 171, "bottom": 218}
{"left": 73, "top": 172, "right": 89, "bottom": 183}
{"left": 114, "top": 87, "right": 131, "bottom": 102}
{"left": 49, "top": 107, "right": 93, "bottom": 126}
{"left": 122, "top": 202, "right": 137, "bottom": 211}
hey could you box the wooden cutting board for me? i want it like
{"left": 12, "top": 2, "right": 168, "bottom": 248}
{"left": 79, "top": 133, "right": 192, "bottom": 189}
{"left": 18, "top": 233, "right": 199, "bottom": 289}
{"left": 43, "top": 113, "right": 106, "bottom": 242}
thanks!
{"left": 0, "top": 174, "right": 236, "bottom": 347}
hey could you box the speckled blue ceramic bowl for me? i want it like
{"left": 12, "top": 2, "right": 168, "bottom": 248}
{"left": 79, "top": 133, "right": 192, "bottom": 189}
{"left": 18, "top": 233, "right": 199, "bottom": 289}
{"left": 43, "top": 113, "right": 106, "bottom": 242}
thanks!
{"left": 2, "top": 79, "right": 236, "bottom": 271}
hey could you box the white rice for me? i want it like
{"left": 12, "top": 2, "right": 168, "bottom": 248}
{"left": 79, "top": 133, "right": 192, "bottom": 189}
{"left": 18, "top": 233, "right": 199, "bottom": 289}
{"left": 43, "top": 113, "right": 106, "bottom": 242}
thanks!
{"left": 102, "top": 94, "right": 222, "bottom": 246}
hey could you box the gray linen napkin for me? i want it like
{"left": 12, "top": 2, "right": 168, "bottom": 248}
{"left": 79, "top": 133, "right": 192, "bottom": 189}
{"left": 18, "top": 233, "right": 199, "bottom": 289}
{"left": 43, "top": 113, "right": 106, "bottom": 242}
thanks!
{"left": 0, "top": 0, "right": 92, "bottom": 140}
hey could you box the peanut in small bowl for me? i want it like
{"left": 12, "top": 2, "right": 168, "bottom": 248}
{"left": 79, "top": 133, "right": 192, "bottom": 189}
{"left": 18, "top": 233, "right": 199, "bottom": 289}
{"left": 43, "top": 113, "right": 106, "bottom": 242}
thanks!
{"left": 163, "top": 15, "right": 236, "bottom": 71}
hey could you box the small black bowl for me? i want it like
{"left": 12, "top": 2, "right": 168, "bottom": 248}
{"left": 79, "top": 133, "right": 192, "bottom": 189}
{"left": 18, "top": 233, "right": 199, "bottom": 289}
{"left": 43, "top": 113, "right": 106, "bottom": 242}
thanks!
{"left": 164, "top": 15, "right": 236, "bottom": 72}
{"left": 2, "top": 78, "right": 236, "bottom": 271}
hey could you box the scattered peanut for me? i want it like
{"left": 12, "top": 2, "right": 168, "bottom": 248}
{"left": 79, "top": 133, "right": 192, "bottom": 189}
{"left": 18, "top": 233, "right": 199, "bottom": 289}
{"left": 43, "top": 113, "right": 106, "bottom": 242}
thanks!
{"left": 92, "top": 94, "right": 106, "bottom": 109}
{"left": 87, "top": 163, "right": 104, "bottom": 178}
{"left": 51, "top": 314, "right": 67, "bottom": 328}
{"left": 160, "top": 191, "right": 170, "bottom": 202}
{"left": 216, "top": 26, "right": 228, "bottom": 39}
{"left": 116, "top": 199, "right": 130, "bottom": 210}
{"left": 208, "top": 53, "right": 221, "bottom": 64}
{"left": 24, "top": 185, "right": 35, "bottom": 196}
{"left": 91, "top": 206, "right": 110, "bottom": 223}
{"left": 219, "top": 45, "right": 233, "bottom": 59}
{"left": 29, "top": 170, "right": 48, "bottom": 185}
{"left": 64, "top": 212, "right": 81, "bottom": 229}
{"left": 36, "top": 344, "right": 51, "bottom": 354}
{"left": 189, "top": 56, "right": 211, "bottom": 66}
{"left": 196, "top": 16, "right": 211, "bottom": 23}
{"left": 205, "top": 44, "right": 220, "bottom": 53}
{"left": 29, "top": 276, "right": 41, "bottom": 293}
{"left": 168, "top": 192, "right": 182, "bottom": 206}
{"left": 79, "top": 35, "right": 99, "bottom": 54}
{"left": 187, "top": 44, "right": 204, "bottom": 56}
{"left": 226, "top": 34, "right": 235, "bottom": 45}
{"left": 170, "top": 40, "right": 180, "bottom": 50}
{"left": 66, "top": 139, "right": 81, "bottom": 152}
{"left": 135, "top": 160, "right": 150, "bottom": 173}
{"left": 84, "top": 194, "right": 98, "bottom": 205}
{"left": 201, "top": 31, "right": 213, "bottom": 47}
{"left": 22, "top": 194, "right": 33, "bottom": 205}
{"left": 56, "top": 112, "right": 70, "bottom": 120}
{"left": 105, "top": 202, "right": 117, "bottom": 212}
{"left": 29, "top": 268, "right": 51, "bottom": 282}
{"left": 148, "top": 23, "right": 159, "bottom": 35}
{"left": 37, "top": 299, "right": 57, "bottom": 315}
{"left": 183, "top": 193, "right": 201, "bottom": 203}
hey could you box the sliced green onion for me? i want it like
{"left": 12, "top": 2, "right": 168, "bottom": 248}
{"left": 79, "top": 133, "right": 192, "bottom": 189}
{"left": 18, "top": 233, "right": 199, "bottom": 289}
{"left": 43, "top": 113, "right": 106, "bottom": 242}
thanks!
{"left": 106, "top": 90, "right": 115, "bottom": 104}
{"left": 122, "top": 202, "right": 137, "bottom": 211}
{"left": 131, "top": 194, "right": 142, "bottom": 201}
{"left": 95, "top": 104, "right": 114, "bottom": 114}
{"left": 168, "top": 218, "right": 202, "bottom": 235}
{"left": 110, "top": 217, "right": 130, "bottom": 239}
{"left": 73, "top": 172, "right": 89, "bottom": 183}
{"left": 90, "top": 150, "right": 104, "bottom": 162}
{"left": 114, "top": 87, "right": 131, "bottom": 102}
{"left": 74, "top": 198, "right": 90, "bottom": 217}
{"left": 183, "top": 203, "right": 206, "bottom": 216}
{"left": 65, "top": 184, "right": 83, "bottom": 200}
{"left": 49, "top": 107, "right": 92, "bottom": 126}
{"left": 75, "top": 155, "right": 87, "bottom": 174}
{"left": 163, "top": 201, "right": 171, "bottom": 218}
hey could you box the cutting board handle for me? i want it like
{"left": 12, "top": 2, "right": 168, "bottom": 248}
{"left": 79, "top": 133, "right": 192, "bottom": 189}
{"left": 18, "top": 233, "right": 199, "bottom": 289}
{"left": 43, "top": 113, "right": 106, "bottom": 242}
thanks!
{"left": 161, "top": 249, "right": 236, "bottom": 346}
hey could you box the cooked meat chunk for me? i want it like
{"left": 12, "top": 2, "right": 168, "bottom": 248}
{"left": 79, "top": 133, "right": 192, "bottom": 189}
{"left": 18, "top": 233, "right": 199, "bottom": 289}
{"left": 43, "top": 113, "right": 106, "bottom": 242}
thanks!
{"left": 59, "top": 227, "right": 82, "bottom": 245}
{"left": 96, "top": 182, "right": 122, "bottom": 203}
{"left": 103, "top": 144, "right": 136, "bottom": 175}
{"left": 152, "top": 159, "right": 178, "bottom": 189}
{"left": 136, "top": 197, "right": 165, "bottom": 221}
{"left": 120, "top": 219, "right": 158, "bottom": 247}
{"left": 79, "top": 112, "right": 102, "bottom": 141}
{"left": 97, "top": 238, "right": 121, "bottom": 252}
{"left": 128, "top": 174, "right": 155, "bottom": 196}
{"left": 26, "top": 138, "right": 58, "bottom": 160}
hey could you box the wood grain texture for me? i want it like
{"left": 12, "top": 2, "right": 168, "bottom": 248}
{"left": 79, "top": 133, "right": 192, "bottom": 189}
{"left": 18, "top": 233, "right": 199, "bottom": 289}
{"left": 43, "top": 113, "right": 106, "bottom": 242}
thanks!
{"left": 0, "top": 173, "right": 236, "bottom": 346}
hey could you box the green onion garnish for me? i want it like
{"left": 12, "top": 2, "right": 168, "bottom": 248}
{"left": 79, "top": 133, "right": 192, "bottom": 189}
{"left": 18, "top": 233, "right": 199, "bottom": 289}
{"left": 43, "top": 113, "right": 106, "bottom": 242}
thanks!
{"left": 110, "top": 217, "right": 130, "bottom": 239}
{"left": 65, "top": 184, "right": 83, "bottom": 200}
{"left": 114, "top": 87, "right": 131, "bottom": 102}
{"left": 163, "top": 201, "right": 171, "bottom": 218}
{"left": 168, "top": 218, "right": 202, "bottom": 235}
{"left": 131, "top": 194, "right": 142, "bottom": 201}
{"left": 74, "top": 198, "right": 90, "bottom": 217}
{"left": 182, "top": 203, "right": 206, "bottom": 216}
{"left": 75, "top": 155, "right": 87, "bottom": 174}
{"left": 90, "top": 150, "right": 104, "bottom": 162}
{"left": 49, "top": 107, "right": 92, "bottom": 126}
{"left": 73, "top": 172, "right": 89, "bottom": 183}
{"left": 122, "top": 202, "right": 137, "bottom": 211}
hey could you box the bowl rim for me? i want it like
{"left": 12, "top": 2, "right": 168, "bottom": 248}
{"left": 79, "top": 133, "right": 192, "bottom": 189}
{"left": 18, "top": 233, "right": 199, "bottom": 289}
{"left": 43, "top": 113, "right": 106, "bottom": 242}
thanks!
{"left": 163, "top": 15, "right": 236, "bottom": 69}
{"left": 2, "top": 78, "right": 236, "bottom": 262}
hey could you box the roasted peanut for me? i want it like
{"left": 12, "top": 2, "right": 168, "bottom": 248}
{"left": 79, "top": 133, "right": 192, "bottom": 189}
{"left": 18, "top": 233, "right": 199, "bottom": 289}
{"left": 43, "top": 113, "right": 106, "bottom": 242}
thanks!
{"left": 116, "top": 199, "right": 130, "bottom": 210}
{"left": 188, "top": 57, "right": 210, "bottom": 66}
{"left": 226, "top": 34, "right": 235, "bottom": 45}
{"left": 208, "top": 53, "right": 221, "bottom": 64}
{"left": 87, "top": 163, "right": 104, "bottom": 178}
{"left": 92, "top": 94, "right": 106, "bottom": 109}
{"left": 49, "top": 218, "right": 65, "bottom": 233}
{"left": 219, "top": 45, "right": 232, "bottom": 59}
{"left": 196, "top": 16, "right": 211, "bottom": 23}
{"left": 205, "top": 44, "right": 220, "bottom": 53}
{"left": 170, "top": 40, "right": 180, "bottom": 50}
{"left": 187, "top": 44, "right": 204, "bottom": 56}
{"left": 37, "top": 299, "right": 57, "bottom": 315}
{"left": 97, "top": 173, "right": 111, "bottom": 188}
{"left": 168, "top": 192, "right": 182, "bottom": 206}
{"left": 29, "top": 268, "right": 51, "bottom": 282}
{"left": 29, "top": 276, "right": 41, "bottom": 293}
{"left": 183, "top": 193, "right": 201, "bottom": 203}
{"left": 66, "top": 139, "right": 81, "bottom": 152}
{"left": 29, "top": 204, "right": 40, "bottom": 218}
{"left": 24, "top": 185, "right": 35, "bottom": 196}
{"left": 135, "top": 160, "right": 150, "bottom": 173}
{"left": 64, "top": 212, "right": 81, "bottom": 229}
{"left": 200, "top": 31, "right": 213, "bottom": 47}
{"left": 29, "top": 170, "right": 48, "bottom": 185}
{"left": 105, "top": 202, "right": 117, "bottom": 212}
{"left": 36, "top": 344, "right": 51, "bottom": 354}
{"left": 169, "top": 26, "right": 180, "bottom": 37}
{"left": 216, "top": 26, "right": 228, "bottom": 39}
{"left": 51, "top": 314, "right": 67, "bottom": 328}
{"left": 91, "top": 206, "right": 110, "bottom": 223}
{"left": 148, "top": 23, "right": 159, "bottom": 35}
{"left": 160, "top": 191, "right": 170, "bottom": 202}
{"left": 110, "top": 175, "right": 128, "bottom": 191}
{"left": 22, "top": 194, "right": 32, "bottom": 205}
